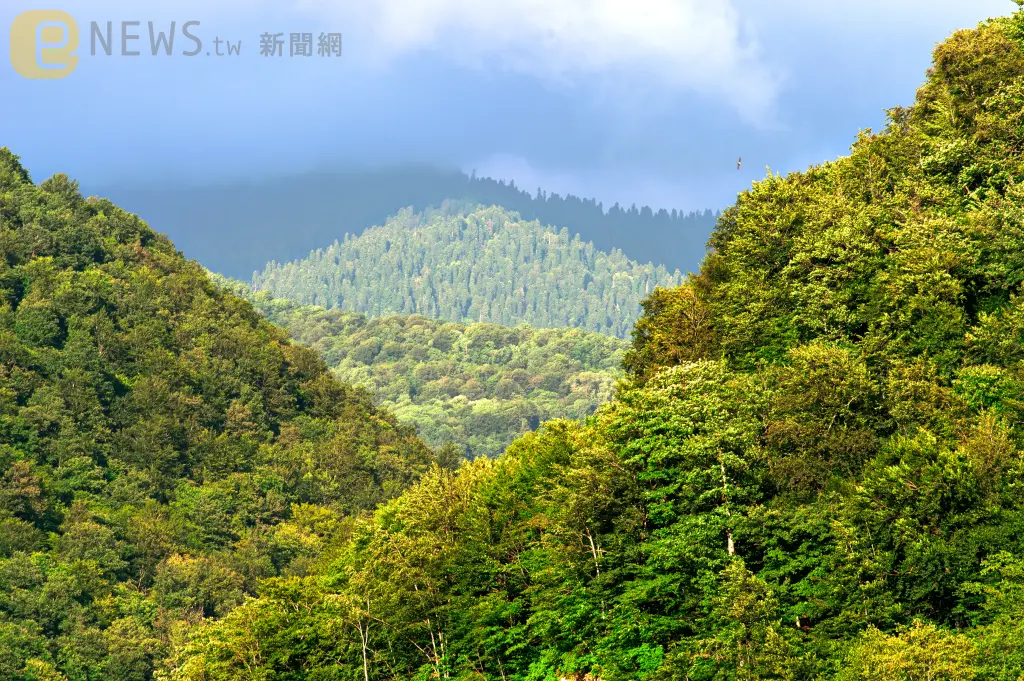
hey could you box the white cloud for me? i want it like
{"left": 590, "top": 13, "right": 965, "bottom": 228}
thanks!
{"left": 65, "top": 0, "right": 1015, "bottom": 126}
{"left": 340, "top": 0, "right": 783, "bottom": 125}
{"left": 63, "top": 0, "right": 782, "bottom": 121}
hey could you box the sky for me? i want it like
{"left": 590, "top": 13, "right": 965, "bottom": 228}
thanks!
{"left": 0, "top": 0, "right": 1015, "bottom": 213}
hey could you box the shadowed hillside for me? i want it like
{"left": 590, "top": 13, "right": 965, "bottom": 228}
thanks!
{"left": 93, "top": 169, "right": 717, "bottom": 278}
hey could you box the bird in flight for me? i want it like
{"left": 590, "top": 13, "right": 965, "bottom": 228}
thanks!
{"left": 737, "top": 157, "right": 742, "bottom": 170}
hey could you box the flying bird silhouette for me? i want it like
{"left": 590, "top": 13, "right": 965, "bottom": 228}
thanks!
{"left": 737, "top": 157, "right": 742, "bottom": 170}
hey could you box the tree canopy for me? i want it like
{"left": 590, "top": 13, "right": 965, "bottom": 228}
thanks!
{"left": 0, "top": 149, "right": 444, "bottom": 681}
{"left": 171, "top": 9, "right": 1024, "bottom": 681}
{"left": 251, "top": 203, "right": 684, "bottom": 338}
{"left": 217, "top": 277, "right": 628, "bottom": 459}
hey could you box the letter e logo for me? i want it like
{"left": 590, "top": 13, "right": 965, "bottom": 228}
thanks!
{"left": 10, "top": 10, "right": 79, "bottom": 79}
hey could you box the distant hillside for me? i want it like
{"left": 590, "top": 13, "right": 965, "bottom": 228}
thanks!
{"left": 91, "top": 168, "right": 717, "bottom": 278}
{"left": 218, "top": 277, "right": 628, "bottom": 459}
{"left": 252, "top": 204, "right": 685, "bottom": 338}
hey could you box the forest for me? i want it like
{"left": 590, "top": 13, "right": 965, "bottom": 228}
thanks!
{"left": 5, "top": 5, "right": 1024, "bottom": 681}
{"left": 0, "top": 152, "right": 452, "bottom": 681}
{"left": 174, "top": 9, "right": 1024, "bottom": 681}
{"left": 251, "top": 203, "right": 682, "bottom": 338}
{"left": 98, "top": 169, "right": 717, "bottom": 279}
{"left": 216, "top": 277, "right": 627, "bottom": 459}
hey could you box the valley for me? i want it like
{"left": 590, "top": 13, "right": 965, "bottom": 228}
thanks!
{"left": 4, "top": 6, "right": 1024, "bottom": 681}
{"left": 219, "top": 276, "right": 628, "bottom": 459}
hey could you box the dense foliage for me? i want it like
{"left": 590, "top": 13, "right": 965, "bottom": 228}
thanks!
{"left": 0, "top": 151, "right": 446, "bottom": 681}
{"left": 172, "top": 9, "right": 1024, "bottom": 681}
{"left": 217, "top": 278, "right": 627, "bottom": 459}
{"left": 252, "top": 203, "right": 683, "bottom": 338}
{"left": 101, "top": 169, "right": 716, "bottom": 279}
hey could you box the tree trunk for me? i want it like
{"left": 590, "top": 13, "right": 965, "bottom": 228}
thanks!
{"left": 720, "top": 456, "right": 736, "bottom": 557}
{"left": 359, "top": 622, "right": 370, "bottom": 681}
{"left": 586, "top": 527, "right": 601, "bottom": 576}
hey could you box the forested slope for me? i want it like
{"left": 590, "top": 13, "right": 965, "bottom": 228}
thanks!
{"left": 218, "top": 278, "right": 628, "bottom": 459}
{"left": 252, "top": 203, "right": 684, "bottom": 338}
{"left": 175, "top": 9, "right": 1024, "bottom": 681}
{"left": 97, "top": 169, "right": 716, "bottom": 278}
{"left": 0, "top": 150, "right": 445, "bottom": 681}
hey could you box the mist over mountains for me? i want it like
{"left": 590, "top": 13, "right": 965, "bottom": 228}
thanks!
{"left": 90, "top": 167, "right": 718, "bottom": 279}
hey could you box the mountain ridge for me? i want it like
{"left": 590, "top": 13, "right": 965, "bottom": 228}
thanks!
{"left": 252, "top": 203, "right": 685, "bottom": 337}
{"left": 90, "top": 168, "right": 717, "bottom": 279}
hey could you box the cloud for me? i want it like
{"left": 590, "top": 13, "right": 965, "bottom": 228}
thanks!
{"left": 341, "top": 0, "right": 782, "bottom": 125}
{"left": 59, "top": 0, "right": 1012, "bottom": 132}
